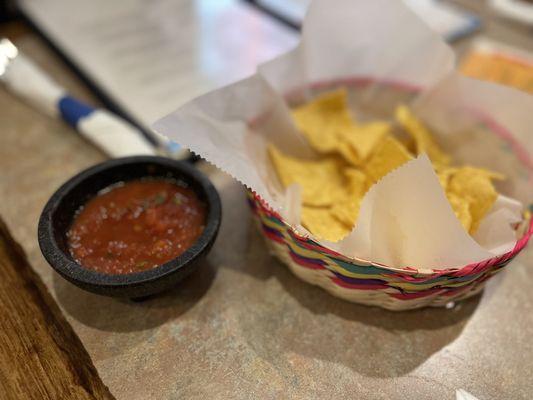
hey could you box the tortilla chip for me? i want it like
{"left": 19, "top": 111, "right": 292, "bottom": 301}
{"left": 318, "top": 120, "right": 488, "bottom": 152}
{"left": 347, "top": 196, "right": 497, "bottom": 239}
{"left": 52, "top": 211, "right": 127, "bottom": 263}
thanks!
{"left": 292, "top": 89, "right": 389, "bottom": 166}
{"left": 280, "top": 90, "right": 510, "bottom": 241}
{"left": 301, "top": 206, "right": 351, "bottom": 242}
{"left": 448, "top": 166, "right": 501, "bottom": 233}
{"left": 459, "top": 165, "right": 505, "bottom": 181}
{"left": 336, "top": 121, "right": 391, "bottom": 166}
{"left": 268, "top": 144, "right": 346, "bottom": 207}
{"left": 364, "top": 136, "right": 413, "bottom": 182}
{"left": 335, "top": 142, "right": 360, "bottom": 166}
{"left": 292, "top": 89, "right": 353, "bottom": 153}
{"left": 395, "top": 105, "right": 451, "bottom": 165}
{"left": 435, "top": 165, "right": 459, "bottom": 190}
{"left": 330, "top": 169, "right": 368, "bottom": 227}
{"left": 446, "top": 191, "right": 472, "bottom": 232}
{"left": 344, "top": 168, "right": 369, "bottom": 194}
{"left": 331, "top": 197, "right": 361, "bottom": 229}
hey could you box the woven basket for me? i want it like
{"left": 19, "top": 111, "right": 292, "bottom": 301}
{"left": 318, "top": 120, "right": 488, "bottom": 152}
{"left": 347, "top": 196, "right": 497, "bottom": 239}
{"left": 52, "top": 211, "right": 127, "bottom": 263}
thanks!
{"left": 249, "top": 193, "right": 532, "bottom": 311}
{"left": 244, "top": 79, "right": 532, "bottom": 310}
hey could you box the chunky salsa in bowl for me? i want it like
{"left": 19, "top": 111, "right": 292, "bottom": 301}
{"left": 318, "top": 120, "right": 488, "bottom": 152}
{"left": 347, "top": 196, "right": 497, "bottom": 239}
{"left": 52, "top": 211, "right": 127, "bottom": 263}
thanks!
{"left": 67, "top": 179, "right": 207, "bottom": 275}
{"left": 38, "top": 156, "right": 221, "bottom": 298}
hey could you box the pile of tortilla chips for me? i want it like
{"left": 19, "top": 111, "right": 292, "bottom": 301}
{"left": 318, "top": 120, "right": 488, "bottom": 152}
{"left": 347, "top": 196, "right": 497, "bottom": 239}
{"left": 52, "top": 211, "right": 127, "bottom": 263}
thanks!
{"left": 268, "top": 89, "right": 505, "bottom": 242}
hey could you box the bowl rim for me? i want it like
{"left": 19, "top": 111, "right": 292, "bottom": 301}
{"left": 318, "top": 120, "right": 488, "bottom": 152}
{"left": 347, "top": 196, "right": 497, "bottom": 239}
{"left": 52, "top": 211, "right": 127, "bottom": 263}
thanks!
{"left": 38, "top": 156, "right": 221, "bottom": 289}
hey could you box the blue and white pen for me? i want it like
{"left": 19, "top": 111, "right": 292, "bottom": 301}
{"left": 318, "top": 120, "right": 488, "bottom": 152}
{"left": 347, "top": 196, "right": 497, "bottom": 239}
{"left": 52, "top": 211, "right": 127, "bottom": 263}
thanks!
{"left": 0, "top": 38, "right": 184, "bottom": 159}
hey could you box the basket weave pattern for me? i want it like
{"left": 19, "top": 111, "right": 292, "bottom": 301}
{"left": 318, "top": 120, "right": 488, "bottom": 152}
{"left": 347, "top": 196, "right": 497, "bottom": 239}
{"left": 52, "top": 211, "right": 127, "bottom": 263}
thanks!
{"left": 249, "top": 193, "right": 532, "bottom": 311}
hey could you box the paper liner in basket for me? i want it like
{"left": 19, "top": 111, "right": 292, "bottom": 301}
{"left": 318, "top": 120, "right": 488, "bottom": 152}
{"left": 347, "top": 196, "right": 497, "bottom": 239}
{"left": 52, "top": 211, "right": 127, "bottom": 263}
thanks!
{"left": 153, "top": 0, "right": 533, "bottom": 270}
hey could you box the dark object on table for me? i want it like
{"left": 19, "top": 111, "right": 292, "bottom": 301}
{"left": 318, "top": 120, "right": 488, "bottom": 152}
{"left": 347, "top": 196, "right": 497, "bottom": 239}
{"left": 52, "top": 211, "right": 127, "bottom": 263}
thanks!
{"left": 0, "top": 0, "right": 17, "bottom": 23}
{"left": 38, "top": 156, "right": 221, "bottom": 299}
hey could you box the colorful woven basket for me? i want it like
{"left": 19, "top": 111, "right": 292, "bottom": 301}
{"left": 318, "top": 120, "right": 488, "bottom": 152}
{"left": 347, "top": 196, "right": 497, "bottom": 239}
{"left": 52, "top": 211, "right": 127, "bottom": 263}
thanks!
{"left": 245, "top": 79, "right": 532, "bottom": 310}
{"left": 249, "top": 193, "right": 532, "bottom": 311}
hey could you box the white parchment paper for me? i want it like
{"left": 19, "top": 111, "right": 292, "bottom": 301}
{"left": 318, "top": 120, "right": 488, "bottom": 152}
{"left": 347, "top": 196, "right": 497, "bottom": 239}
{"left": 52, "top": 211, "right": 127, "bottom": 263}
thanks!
{"left": 153, "top": 0, "right": 533, "bottom": 269}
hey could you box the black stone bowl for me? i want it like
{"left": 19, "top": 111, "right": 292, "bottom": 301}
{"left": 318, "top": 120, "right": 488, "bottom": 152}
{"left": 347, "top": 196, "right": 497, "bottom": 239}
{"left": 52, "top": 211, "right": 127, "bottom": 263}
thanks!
{"left": 38, "top": 156, "right": 221, "bottom": 299}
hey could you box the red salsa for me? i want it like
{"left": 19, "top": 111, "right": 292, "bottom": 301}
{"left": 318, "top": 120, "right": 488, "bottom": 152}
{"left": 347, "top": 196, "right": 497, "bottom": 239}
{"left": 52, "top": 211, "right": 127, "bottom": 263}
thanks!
{"left": 67, "top": 179, "right": 206, "bottom": 275}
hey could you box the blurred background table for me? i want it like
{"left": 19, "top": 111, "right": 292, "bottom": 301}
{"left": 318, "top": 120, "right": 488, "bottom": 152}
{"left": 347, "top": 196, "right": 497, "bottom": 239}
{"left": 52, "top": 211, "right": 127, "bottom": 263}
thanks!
{"left": 0, "top": 1, "right": 532, "bottom": 399}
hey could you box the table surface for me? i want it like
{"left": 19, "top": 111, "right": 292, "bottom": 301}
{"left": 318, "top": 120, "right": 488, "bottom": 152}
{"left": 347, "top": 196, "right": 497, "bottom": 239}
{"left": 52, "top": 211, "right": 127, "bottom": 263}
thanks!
{"left": 1, "top": 2, "right": 532, "bottom": 399}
